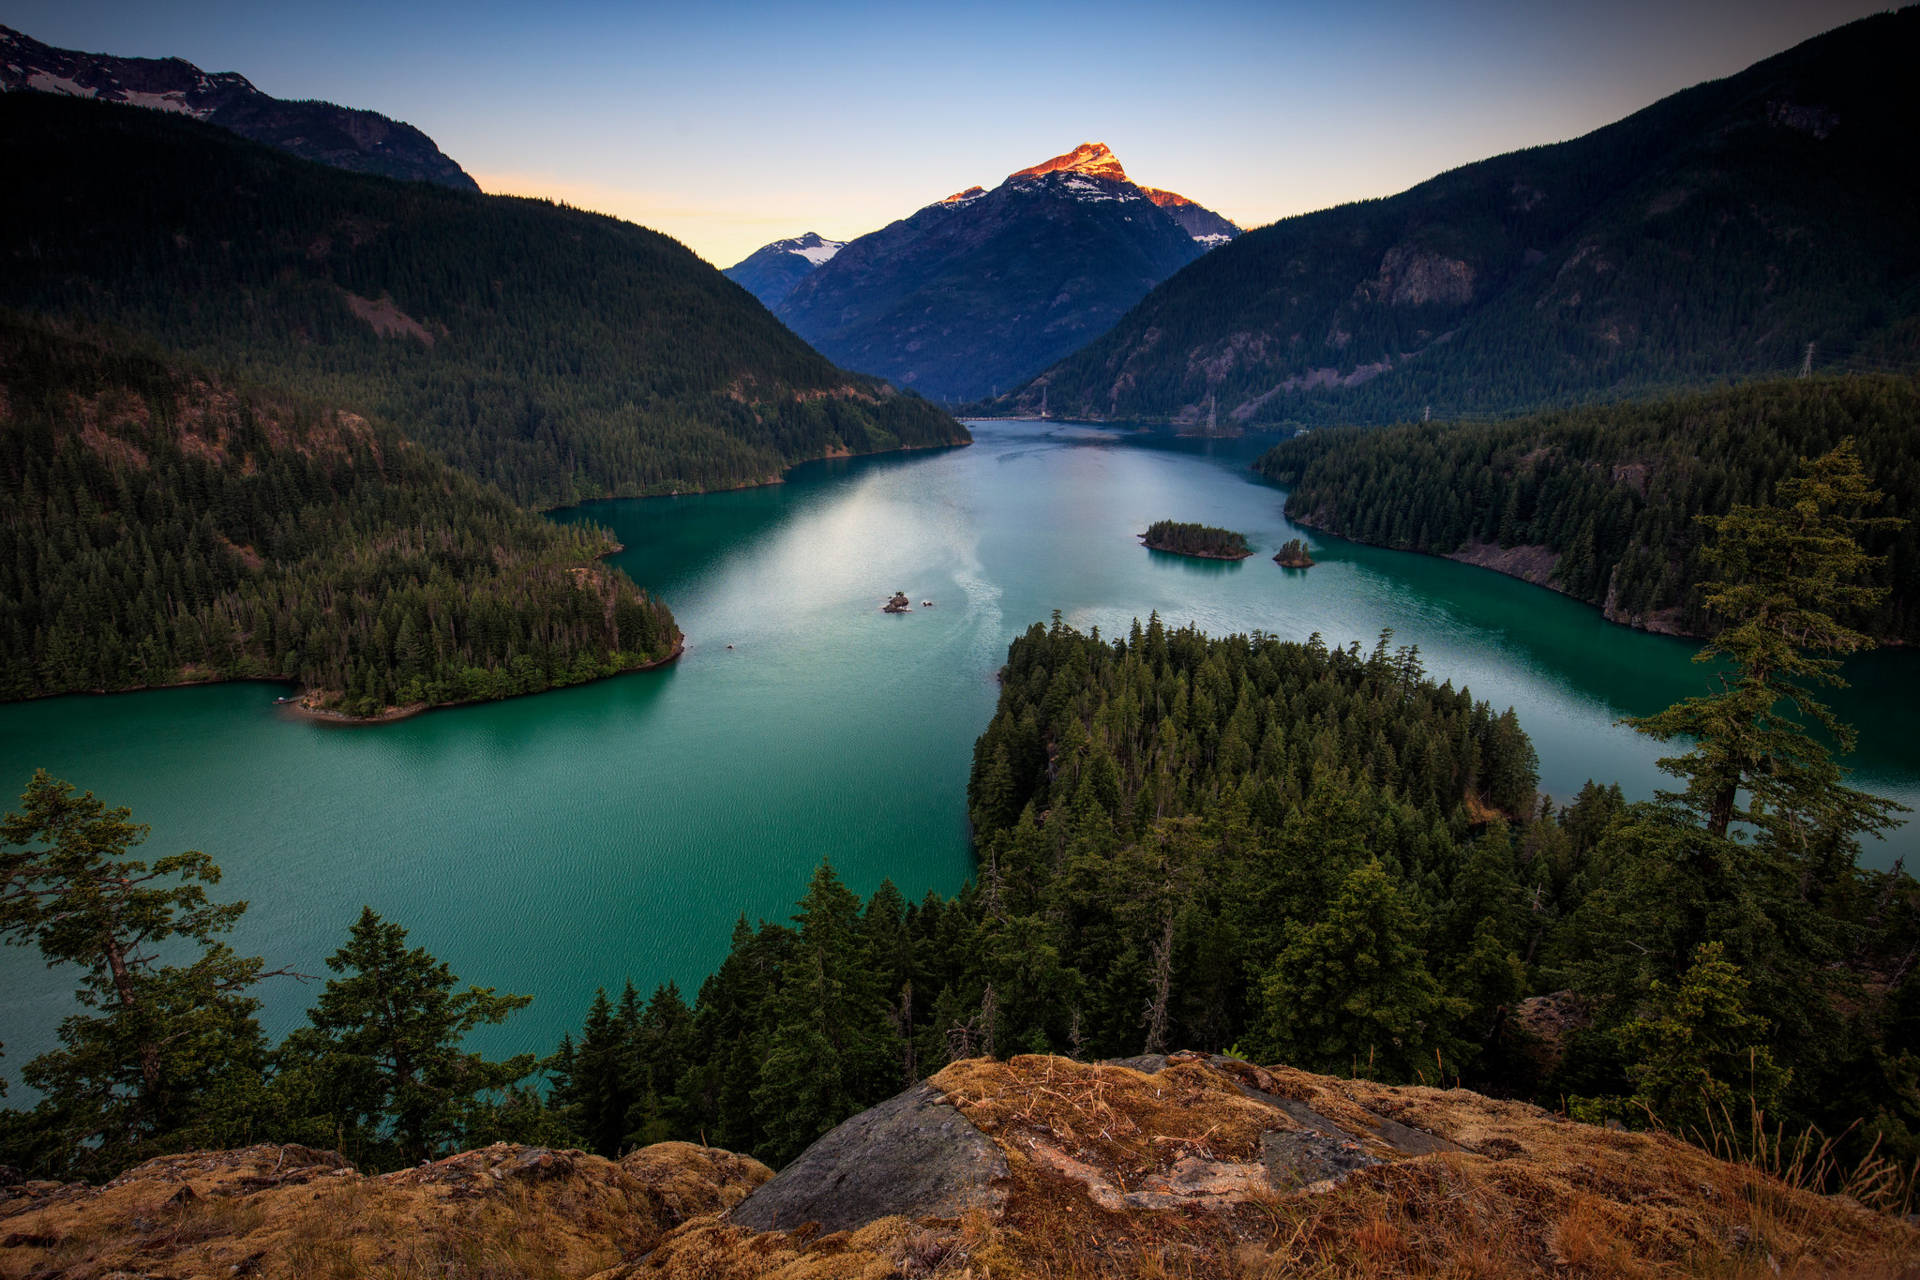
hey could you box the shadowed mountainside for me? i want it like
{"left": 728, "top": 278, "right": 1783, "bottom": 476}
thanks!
{"left": 0, "top": 24, "right": 478, "bottom": 189}
{"left": 0, "top": 93, "right": 969, "bottom": 509}
{"left": 985, "top": 8, "right": 1920, "bottom": 428}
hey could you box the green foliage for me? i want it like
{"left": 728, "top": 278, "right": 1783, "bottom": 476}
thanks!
{"left": 1628, "top": 441, "right": 1906, "bottom": 845}
{"left": 272, "top": 907, "right": 536, "bottom": 1168}
{"left": 1251, "top": 860, "right": 1467, "bottom": 1081}
{"left": 1600, "top": 941, "right": 1791, "bottom": 1135}
{"left": 0, "top": 93, "right": 967, "bottom": 509}
{"left": 1140, "top": 520, "right": 1251, "bottom": 559}
{"left": 0, "top": 318, "right": 679, "bottom": 712}
{"left": 1256, "top": 377, "right": 1920, "bottom": 642}
{"left": 0, "top": 770, "right": 273, "bottom": 1179}
{"left": 752, "top": 863, "right": 898, "bottom": 1166}
{"left": 1274, "top": 538, "right": 1314, "bottom": 567}
{"left": 1010, "top": 10, "right": 1920, "bottom": 425}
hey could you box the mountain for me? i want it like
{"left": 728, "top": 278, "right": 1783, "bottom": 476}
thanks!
{"left": 990, "top": 8, "right": 1920, "bottom": 427}
{"left": 0, "top": 93, "right": 969, "bottom": 507}
{"left": 773, "top": 143, "right": 1241, "bottom": 401}
{"left": 0, "top": 24, "right": 478, "bottom": 189}
{"left": 723, "top": 231, "right": 847, "bottom": 309}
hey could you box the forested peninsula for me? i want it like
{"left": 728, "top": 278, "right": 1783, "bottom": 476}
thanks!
{"left": 1138, "top": 520, "right": 1252, "bottom": 559}
{"left": 1256, "top": 375, "right": 1920, "bottom": 640}
{"left": 0, "top": 319, "right": 678, "bottom": 714}
{"left": 0, "top": 94, "right": 970, "bottom": 510}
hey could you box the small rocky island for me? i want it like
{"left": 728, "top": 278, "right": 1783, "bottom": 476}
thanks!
{"left": 883, "top": 591, "right": 912, "bottom": 613}
{"left": 1274, "top": 537, "right": 1315, "bottom": 568}
{"left": 1140, "top": 520, "right": 1254, "bottom": 560}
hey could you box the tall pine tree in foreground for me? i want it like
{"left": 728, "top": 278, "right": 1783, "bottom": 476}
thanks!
{"left": 274, "top": 907, "right": 536, "bottom": 1168}
{"left": 0, "top": 771, "right": 283, "bottom": 1178}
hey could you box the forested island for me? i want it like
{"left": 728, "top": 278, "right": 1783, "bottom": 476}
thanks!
{"left": 1273, "top": 537, "right": 1314, "bottom": 568}
{"left": 1139, "top": 519, "right": 1253, "bottom": 559}
{"left": 0, "top": 319, "right": 679, "bottom": 716}
{"left": 5, "top": 444, "right": 1913, "bottom": 1194}
{"left": 1257, "top": 376, "right": 1920, "bottom": 640}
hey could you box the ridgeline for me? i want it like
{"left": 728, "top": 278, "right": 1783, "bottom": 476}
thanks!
{"left": 987, "top": 8, "right": 1920, "bottom": 427}
{"left": 0, "top": 93, "right": 969, "bottom": 510}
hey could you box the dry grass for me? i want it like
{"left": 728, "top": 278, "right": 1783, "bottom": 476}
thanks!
{"left": 0, "top": 1141, "right": 770, "bottom": 1280}
{"left": 5, "top": 1060, "right": 1917, "bottom": 1279}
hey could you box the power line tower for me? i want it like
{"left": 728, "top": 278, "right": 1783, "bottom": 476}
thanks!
{"left": 1800, "top": 342, "right": 1816, "bottom": 378}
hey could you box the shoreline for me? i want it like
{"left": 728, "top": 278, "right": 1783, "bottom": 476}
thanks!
{"left": 540, "top": 437, "right": 972, "bottom": 513}
{"left": 1138, "top": 535, "right": 1254, "bottom": 561}
{"left": 283, "top": 637, "right": 688, "bottom": 726}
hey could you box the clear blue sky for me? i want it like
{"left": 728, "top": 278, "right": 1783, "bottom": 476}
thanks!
{"left": 2, "top": 0, "right": 1889, "bottom": 266}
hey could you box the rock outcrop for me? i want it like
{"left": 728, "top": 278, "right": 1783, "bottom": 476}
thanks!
{"left": 5, "top": 1053, "right": 1916, "bottom": 1279}
{"left": 731, "top": 1081, "right": 1009, "bottom": 1233}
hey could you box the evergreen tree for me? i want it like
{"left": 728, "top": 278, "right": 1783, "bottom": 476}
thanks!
{"left": 1598, "top": 941, "right": 1790, "bottom": 1136}
{"left": 1628, "top": 441, "right": 1907, "bottom": 852}
{"left": 0, "top": 770, "right": 277, "bottom": 1179}
{"left": 275, "top": 907, "right": 535, "bottom": 1167}
{"left": 1252, "top": 861, "right": 1467, "bottom": 1082}
{"left": 751, "top": 862, "right": 898, "bottom": 1165}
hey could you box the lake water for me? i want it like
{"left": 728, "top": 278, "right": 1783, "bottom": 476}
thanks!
{"left": 3, "top": 419, "right": 1916, "bottom": 1086}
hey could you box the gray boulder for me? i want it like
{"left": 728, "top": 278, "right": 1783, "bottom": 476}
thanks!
{"left": 730, "top": 1082, "right": 1008, "bottom": 1234}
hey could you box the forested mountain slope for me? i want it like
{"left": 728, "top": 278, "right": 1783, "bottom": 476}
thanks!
{"left": 0, "top": 318, "right": 679, "bottom": 714}
{"left": 990, "top": 7, "right": 1920, "bottom": 426}
{"left": 0, "top": 94, "right": 968, "bottom": 508}
{"left": 1257, "top": 375, "right": 1920, "bottom": 640}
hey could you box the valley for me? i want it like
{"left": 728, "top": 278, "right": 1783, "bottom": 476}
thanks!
{"left": 3, "top": 7, "right": 1920, "bottom": 1263}
{"left": 4, "top": 420, "right": 1915, "bottom": 1089}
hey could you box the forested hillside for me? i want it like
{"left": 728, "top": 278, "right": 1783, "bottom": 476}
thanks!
{"left": 554, "top": 619, "right": 1548, "bottom": 1167}
{"left": 0, "top": 318, "right": 679, "bottom": 714}
{"left": 0, "top": 94, "right": 968, "bottom": 508}
{"left": 984, "top": 7, "right": 1920, "bottom": 426}
{"left": 1256, "top": 375, "right": 1920, "bottom": 640}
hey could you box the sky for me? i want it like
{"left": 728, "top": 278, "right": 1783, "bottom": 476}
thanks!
{"left": 2, "top": 0, "right": 1893, "bottom": 267}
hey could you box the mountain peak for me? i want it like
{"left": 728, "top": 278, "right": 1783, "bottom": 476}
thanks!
{"left": 1009, "top": 142, "right": 1129, "bottom": 184}
{"left": 0, "top": 23, "right": 477, "bottom": 189}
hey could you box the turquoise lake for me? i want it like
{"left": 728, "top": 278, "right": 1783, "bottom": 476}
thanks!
{"left": 3, "top": 419, "right": 1916, "bottom": 1085}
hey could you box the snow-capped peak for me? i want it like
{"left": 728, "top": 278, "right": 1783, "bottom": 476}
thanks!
{"left": 770, "top": 232, "right": 845, "bottom": 266}
{"left": 1009, "top": 142, "right": 1130, "bottom": 185}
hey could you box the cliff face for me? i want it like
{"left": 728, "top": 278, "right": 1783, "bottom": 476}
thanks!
{"left": 4, "top": 1053, "right": 1914, "bottom": 1279}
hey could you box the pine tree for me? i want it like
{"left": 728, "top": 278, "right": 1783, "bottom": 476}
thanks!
{"left": 275, "top": 907, "right": 535, "bottom": 1167}
{"left": 1253, "top": 861, "right": 1466, "bottom": 1082}
{"left": 0, "top": 770, "right": 276, "bottom": 1179}
{"left": 1604, "top": 941, "right": 1790, "bottom": 1135}
{"left": 1628, "top": 441, "right": 1907, "bottom": 853}
{"left": 751, "top": 862, "right": 897, "bottom": 1166}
